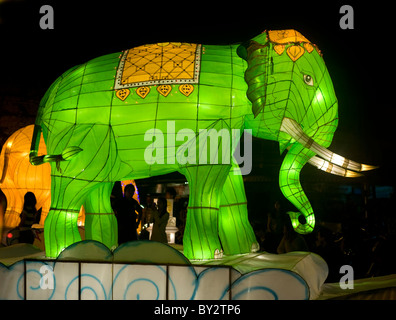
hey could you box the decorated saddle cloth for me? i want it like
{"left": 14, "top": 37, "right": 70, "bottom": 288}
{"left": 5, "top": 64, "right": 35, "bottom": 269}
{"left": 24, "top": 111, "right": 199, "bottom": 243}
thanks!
{"left": 114, "top": 42, "right": 201, "bottom": 99}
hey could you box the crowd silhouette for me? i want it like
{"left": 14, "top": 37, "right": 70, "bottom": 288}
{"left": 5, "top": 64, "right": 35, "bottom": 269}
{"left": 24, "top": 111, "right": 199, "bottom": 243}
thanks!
{"left": 253, "top": 195, "right": 396, "bottom": 282}
{"left": 2, "top": 183, "right": 396, "bottom": 284}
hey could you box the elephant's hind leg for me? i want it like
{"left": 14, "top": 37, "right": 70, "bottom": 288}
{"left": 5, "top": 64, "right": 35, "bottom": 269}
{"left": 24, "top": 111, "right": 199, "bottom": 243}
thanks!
{"left": 83, "top": 182, "right": 118, "bottom": 251}
{"left": 44, "top": 176, "right": 90, "bottom": 257}
{"left": 218, "top": 163, "right": 259, "bottom": 255}
{"left": 181, "top": 164, "right": 231, "bottom": 260}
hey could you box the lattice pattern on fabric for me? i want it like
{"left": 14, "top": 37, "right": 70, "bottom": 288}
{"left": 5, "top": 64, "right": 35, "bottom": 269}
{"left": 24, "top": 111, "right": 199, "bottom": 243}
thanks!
{"left": 29, "top": 29, "right": 376, "bottom": 259}
{"left": 115, "top": 42, "right": 201, "bottom": 89}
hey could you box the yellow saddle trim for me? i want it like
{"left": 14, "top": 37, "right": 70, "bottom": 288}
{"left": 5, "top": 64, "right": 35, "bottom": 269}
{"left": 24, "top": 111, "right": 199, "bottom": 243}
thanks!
{"left": 268, "top": 29, "right": 311, "bottom": 44}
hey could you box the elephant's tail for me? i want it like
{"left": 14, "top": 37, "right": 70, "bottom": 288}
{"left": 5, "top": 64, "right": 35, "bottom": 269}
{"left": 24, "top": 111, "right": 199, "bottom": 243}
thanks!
{"left": 29, "top": 124, "right": 44, "bottom": 166}
{"left": 29, "top": 67, "right": 83, "bottom": 171}
{"left": 29, "top": 126, "right": 82, "bottom": 172}
{"left": 29, "top": 124, "right": 82, "bottom": 173}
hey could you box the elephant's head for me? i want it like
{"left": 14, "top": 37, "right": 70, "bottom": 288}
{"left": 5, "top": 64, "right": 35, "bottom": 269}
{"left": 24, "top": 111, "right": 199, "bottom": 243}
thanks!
{"left": 239, "top": 30, "right": 376, "bottom": 233}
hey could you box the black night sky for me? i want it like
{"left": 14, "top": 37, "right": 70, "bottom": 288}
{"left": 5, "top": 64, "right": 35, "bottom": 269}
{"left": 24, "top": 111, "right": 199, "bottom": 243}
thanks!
{"left": 1, "top": 1, "right": 395, "bottom": 214}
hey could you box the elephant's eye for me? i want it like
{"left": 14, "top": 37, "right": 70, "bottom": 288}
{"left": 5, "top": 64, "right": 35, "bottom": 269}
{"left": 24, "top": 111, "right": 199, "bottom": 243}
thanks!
{"left": 303, "top": 74, "right": 314, "bottom": 86}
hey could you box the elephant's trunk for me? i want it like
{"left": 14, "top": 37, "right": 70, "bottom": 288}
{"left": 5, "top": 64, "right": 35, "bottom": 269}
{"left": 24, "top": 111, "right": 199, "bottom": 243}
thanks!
{"left": 279, "top": 117, "right": 378, "bottom": 234}
{"left": 279, "top": 143, "right": 316, "bottom": 234}
{"left": 0, "top": 140, "right": 12, "bottom": 184}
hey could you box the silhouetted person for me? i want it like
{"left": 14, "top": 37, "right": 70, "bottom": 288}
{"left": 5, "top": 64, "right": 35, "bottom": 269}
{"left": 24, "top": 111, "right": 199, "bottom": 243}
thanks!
{"left": 139, "top": 194, "right": 155, "bottom": 240}
{"left": 111, "top": 181, "right": 123, "bottom": 213}
{"left": 313, "top": 227, "right": 344, "bottom": 282}
{"left": 19, "top": 192, "right": 40, "bottom": 244}
{"left": 115, "top": 184, "right": 142, "bottom": 244}
{"left": 277, "top": 216, "right": 308, "bottom": 253}
{"left": 264, "top": 200, "right": 285, "bottom": 253}
{"left": 150, "top": 197, "right": 169, "bottom": 243}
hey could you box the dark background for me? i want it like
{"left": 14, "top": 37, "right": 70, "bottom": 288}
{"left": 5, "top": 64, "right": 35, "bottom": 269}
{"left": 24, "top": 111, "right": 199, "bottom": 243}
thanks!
{"left": 1, "top": 1, "right": 394, "bottom": 229}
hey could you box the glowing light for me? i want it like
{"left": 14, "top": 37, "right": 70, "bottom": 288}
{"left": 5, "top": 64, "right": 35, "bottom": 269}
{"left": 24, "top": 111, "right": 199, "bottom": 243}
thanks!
{"left": 330, "top": 153, "right": 345, "bottom": 167}
{"left": 29, "top": 29, "right": 375, "bottom": 258}
{"left": 0, "top": 125, "right": 51, "bottom": 228}
{"left": 314, "top": 89, "right": 324, "bottom": 104}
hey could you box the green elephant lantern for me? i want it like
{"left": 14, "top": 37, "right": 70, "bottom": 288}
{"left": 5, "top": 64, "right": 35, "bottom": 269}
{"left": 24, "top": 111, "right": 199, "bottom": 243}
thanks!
{"left": 30, "top": 29, "right": 376, "bottom": 259}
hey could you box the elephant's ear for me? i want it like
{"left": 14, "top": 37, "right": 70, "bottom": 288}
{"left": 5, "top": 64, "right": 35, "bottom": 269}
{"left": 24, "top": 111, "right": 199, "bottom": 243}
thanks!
{"left": 244, "top": 41, "right": 271, "bottom": 118}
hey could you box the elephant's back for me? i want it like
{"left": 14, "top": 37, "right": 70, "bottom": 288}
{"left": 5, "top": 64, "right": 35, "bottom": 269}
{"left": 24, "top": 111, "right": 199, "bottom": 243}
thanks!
{"left": 40, "top": 42, "right": 248, "bottom": 128}
{"left": 44, "top": 52, "right": 121, "bottom": 113}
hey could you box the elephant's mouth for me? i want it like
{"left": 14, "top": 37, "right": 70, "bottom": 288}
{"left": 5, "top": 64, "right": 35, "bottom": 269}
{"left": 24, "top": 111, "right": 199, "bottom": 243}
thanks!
{"left": 280, "top": 117, "right": 378, "bottom": 177}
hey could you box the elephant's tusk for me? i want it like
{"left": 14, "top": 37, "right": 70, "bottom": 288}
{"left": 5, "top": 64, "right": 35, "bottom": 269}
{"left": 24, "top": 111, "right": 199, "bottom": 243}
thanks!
{"left": 308, "top": 156, "right": 363, "bottom": 177}
{"left": 280, "top": 117, "right": 378, "bottom": 172}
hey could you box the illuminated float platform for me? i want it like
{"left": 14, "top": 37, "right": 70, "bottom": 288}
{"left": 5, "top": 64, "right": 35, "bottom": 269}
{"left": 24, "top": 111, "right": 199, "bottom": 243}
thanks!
{"left": 2, "top": 241, "right": 396, "bottom": 300}
{"left": 0, "top": 240, "right": 340, "bottom": 300}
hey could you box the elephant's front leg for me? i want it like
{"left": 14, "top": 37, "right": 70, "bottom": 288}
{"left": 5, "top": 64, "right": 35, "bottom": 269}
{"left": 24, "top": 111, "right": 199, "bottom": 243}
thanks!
{"left": 181, "top": 164, "right": 231, "bottom": 260}
{"left": 218, "top": 162, "right": 259, "bottom": 255}
{"left": 83, "top": 182, "right": 118, "bottom": 251}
